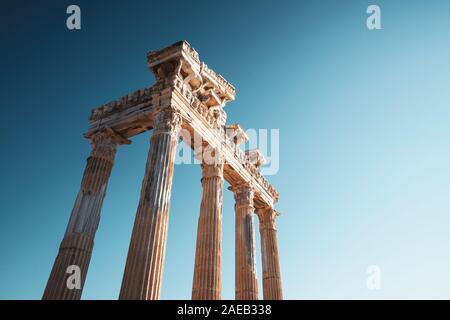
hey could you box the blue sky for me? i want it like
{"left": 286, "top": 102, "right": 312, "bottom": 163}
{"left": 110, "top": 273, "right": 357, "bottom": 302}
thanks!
{"left": 1, "top": 0, "right": 450, "bottom": 299}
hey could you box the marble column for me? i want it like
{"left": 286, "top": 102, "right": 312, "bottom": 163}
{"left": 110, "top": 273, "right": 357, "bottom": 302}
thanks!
{"left": 231, "top": 184, "right": 258, "bottom": 300}
{"left": 119, "top": 108, "right": 182, "bottom": 300}
{"left": 192, "top": 155, "right": 224, "bottom": 300}
{"left": 43, "top": 128, "right": 129, "bottom": 300}
{"left": 256, "top": 207, "right": 283, "bottom": 300}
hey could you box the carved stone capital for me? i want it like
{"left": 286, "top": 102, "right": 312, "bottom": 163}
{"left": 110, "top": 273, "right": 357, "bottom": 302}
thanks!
{"left": 229, "top": 184, "right": 255, "bottom": 210}
{"left": 200, "top": 146, "right": 224, "bottom": 176}
{"left": 201, "top": 151, "right": 224, "bottom": 180}
{"left": 88, "top": 128, "right": 130, "bottom": 163}
{"left": 256, "top": 206, "right": 279, "bottom": 230}
{"left": 153, "top": 108, "right": 182, "bottom": 138}
{"left": 201, "top": 163, "right": 224, "bottom": 180}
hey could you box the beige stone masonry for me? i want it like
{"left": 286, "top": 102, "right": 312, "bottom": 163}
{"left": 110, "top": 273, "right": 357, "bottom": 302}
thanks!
{"left": 44, "top": 41, "right": 282, "bottom": 300}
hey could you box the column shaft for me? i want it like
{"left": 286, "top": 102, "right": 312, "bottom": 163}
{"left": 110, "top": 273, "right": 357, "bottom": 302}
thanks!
{"left": 192, "top": 158, "right": 224, "bottom": 300}
{"left": 232, "top": 185, "right": 258, "bottom": 300}
{"left": 43, "top": 128, "right": 127, "bottom": 300}
{"left": 257, "top": 208, "right": 283, "bottom": 300}
{"left": 120, "top": 108, "right": 181, "bottom": 300}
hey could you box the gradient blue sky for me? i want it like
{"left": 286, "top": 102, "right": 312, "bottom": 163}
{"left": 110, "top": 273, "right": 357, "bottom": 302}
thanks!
{"left": 1, "top": 0, "right": 450, "bottom": 299}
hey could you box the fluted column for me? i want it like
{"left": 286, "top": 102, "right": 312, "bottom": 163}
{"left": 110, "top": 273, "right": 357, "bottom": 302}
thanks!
{"left": 256, "top": 207, "right": 283, "bottom": 300}
{"left": 43, "top": 128, "right": 129, "bottom": 300}
{"left": 120, "top": 108, "right": 182, "bottom": 300}
{"left": 192, "top": 154, "right": 224, "bottom": 300}
{"left": 231, "top": 184, "right": 258, "bottom": 300}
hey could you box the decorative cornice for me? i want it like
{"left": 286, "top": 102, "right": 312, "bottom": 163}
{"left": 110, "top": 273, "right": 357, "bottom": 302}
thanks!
{"left": 89, "top": 87, "right": 155, "bottom": 123}
{"left": 147, "top": 41, "right": 235, "bottom": 100}
{"left": 245, "top": 149, "right": 266, "bottom": 169}
{"left": 225, "top": 124, "right": 249, "bottom": 146}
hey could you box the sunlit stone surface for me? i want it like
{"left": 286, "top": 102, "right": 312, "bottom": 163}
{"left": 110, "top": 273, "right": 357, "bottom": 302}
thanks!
{"left": 44, "top": 41, "right": 282, "bottom": 300}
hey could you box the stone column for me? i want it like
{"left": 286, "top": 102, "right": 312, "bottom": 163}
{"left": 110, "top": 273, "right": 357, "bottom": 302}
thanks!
{"left": 119, "top": 108, "right": 182, "bottom": 300}
{"left": 231, "top": 184, "right": 258, "bottom": 300}
{"left": 192, "top": 153, "right": 224, "bottom": 300}
{"left": 43, "top": 128, "right": 129, "bottom": 300}
{"left": 256, "top": 207, "right": 283, "bottom": 300}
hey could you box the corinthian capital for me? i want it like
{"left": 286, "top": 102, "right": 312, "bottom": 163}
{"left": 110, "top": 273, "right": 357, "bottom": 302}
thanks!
{"left": 153, "top": 108, "right": 182, "bottom": 137}
{"left": 256, "top": 206, "right": 280, "bottom": 230}
{"left": 201, "top": 162, "right": 224, "bottom": 180}
{"left": 88, "top": 128, "right": 130, "bottom": 163}
{"left": 201, "top": 148, "right": 224, "bottom": 179}
{"left": 229, "top": 184, "right": 255, "bottom": 209}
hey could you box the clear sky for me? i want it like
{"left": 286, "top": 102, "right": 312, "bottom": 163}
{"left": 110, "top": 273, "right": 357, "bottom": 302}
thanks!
{"left": 1, "top": 0, "right": 450, "bottom": 299}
